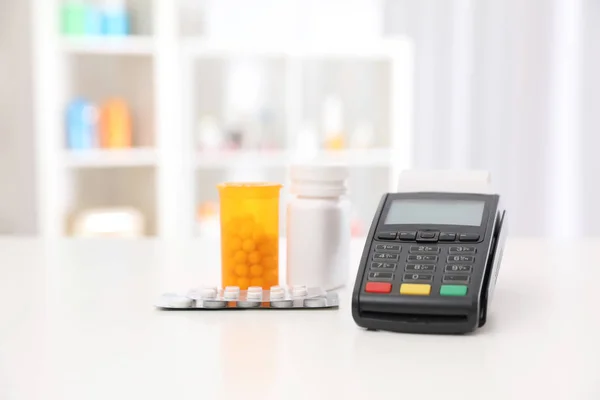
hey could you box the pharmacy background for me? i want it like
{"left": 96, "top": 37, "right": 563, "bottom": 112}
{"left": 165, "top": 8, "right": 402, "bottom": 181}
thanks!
{"left": 3, "top": 1, "right": 600, "bottom": 399}
{"left": 0, "top": 0, "right": 599, "bottom": 238}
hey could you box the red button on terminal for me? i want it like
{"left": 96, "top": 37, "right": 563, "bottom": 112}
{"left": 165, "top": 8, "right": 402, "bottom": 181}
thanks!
{"left": 365, "top": 282, "right": 392, "bottom": 293}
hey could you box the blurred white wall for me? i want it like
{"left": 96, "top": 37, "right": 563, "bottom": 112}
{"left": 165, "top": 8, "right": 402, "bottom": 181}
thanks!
{"left": 386, "top": 0, "right": 596, "bottom": 237}
{"left": 0, "top": 0, "right": 36, "bottom": 235}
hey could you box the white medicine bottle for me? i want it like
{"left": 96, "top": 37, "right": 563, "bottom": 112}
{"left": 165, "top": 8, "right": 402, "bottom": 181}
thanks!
{"left": 286, "top": 164, "right": 351, "bottom": 290}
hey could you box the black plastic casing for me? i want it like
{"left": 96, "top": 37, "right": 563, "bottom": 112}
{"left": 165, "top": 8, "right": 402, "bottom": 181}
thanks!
{"left": 351, "top": 192, "right": 507, "bottom": 335}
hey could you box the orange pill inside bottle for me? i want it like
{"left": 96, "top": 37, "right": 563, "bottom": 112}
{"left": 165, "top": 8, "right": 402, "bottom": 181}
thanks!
{"left": 217, "top": 182, "right": 282, "bottom": 290}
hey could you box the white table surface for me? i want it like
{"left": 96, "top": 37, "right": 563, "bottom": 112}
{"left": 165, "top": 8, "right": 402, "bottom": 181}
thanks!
{"left": 2, "top": 238, "right": 599, "bottom": 400}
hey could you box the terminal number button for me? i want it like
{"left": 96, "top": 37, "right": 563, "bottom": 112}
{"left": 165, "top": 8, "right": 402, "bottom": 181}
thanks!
{"left": 409, "top": 246, "right": 440, "bottom": 254}
{"left": 371, "top": 262, "right": 397, "bottom": 270}
{"left": 403, "top": 273, "right": 433, "bottom": 282}
{"left": 447, "top": 255, "right": 474, "bottom": 263}
{"left": 400, "top": 283, "right": 431, "bottom": 296}
{"left": 449, "top": 246, "right": 476, "bottom": 254}
{"left": 407, "top": 254, "right": 438, "bottom": 262}
{"left": 365, "top": 282, "right": 392, "bottom": 294}
{"left": 375, "top": 244, "right": 401, "bottom": 252}
{"left": 444, "top": 265, "right": 472, "bottom": 273}
{"left": 374, "top": 253, "right": 399, "bottom": 261}
{"left": 405, "top": 264, "right": 435, "bottom": 272}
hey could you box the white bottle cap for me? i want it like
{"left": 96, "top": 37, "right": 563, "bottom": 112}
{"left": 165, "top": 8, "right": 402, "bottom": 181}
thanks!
{"left": 290, "top": 164, "right": 348, "bottom": 198}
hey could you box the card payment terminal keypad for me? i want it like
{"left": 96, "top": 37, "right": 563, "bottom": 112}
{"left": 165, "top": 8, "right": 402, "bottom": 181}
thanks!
{"left": 365, "top": 232, "right": 478, "bottom": 297}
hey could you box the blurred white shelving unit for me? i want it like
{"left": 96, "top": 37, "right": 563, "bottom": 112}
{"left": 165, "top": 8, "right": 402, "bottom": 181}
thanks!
{"left": 62, "top": 148, "right": 157, "bottom": 168}
{"left": 182, "top": 38, "right": 411, "bottom": 59}
{"left": 60, "top": 36, "right": 155, "bottom": 55}
{"left": 32, "top": 0, "right": 414, "bottom": 239}
{"left": 193, "top": 149, "right": 397, "bottom": 169}
{"left": 185, "top": 36, "right": 414, "bottom": 237}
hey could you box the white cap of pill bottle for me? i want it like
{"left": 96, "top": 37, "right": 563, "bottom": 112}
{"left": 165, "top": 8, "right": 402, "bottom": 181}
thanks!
{"left": 286, "top": 164, "right": 350, "bottom": 290}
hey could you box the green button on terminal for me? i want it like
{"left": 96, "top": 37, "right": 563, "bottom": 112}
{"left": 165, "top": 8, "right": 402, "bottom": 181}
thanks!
{"left": 440, "top": 285, "right": 468, "bottom": 296}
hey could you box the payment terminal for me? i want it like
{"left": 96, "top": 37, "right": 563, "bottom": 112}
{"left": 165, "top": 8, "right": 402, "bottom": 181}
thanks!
{"left": 352, "top": 171, "right": 507, "bottom": 334}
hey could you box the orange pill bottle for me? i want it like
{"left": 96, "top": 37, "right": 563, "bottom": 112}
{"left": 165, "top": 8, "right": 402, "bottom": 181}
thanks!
{"left": 99, "top": 98, "right": 132, "bottom": 148}
{"left": 217, "top": 183, "right": 282, "bottom": 290}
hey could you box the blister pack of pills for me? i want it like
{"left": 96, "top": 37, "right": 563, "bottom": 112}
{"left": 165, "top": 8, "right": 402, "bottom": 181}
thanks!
{"left": 155, "top": 285, "right": 339, "bottom": 310}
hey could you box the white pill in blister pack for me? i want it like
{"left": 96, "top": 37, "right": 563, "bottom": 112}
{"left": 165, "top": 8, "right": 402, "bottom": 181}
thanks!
{"left": 223, "top": 286, "right": 240, "bottom": 300}
{"left": 237, "top": 300, "right": 262, "bottom": 308}
{"left": 269, "top": 287, "right": 285, "bottom": 300}
{"left": 291, "top": 285, "right": 308, "bottom": 298}
{"left": 201, "top": 287, "right": 218, "bottom": 299}
{"left": 270, "top": 299, "right": 294, "bottom": 308}
{"left": 155, "top": 285, "right": 339, "bottom": 310}
{"left": 304, "top": 297, "right": 328, "bottom": 308}
{"left": 159, "top": 293, "right": 194, "bottom": 308}
{"left": 246, "top": 291, "right": 263, "bottom": 301}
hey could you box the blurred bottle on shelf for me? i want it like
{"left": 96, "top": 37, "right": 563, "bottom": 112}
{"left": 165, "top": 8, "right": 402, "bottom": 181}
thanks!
{"left": 72, "top": 207, "right": 145, "bottom": 237}
{"left": 197, "top": 115, "right": 223, "bottom": 151}
{"left": 61, "top": 1, "right": 87, "bottom": 36}
{"left": 223, "top": 121, "right": 244, "bottom": 151}
{"left": 66, "top": 98, "right": 99, "bottom": 150}
{"left": 322, "top": 95, "right": 346, "bottom": 151}
{"left": 223, "top": 59, "right": 269, "bottom": 150}
{"left": 239, "top": 112, "right": 261, "bottom": 150}
{"left": 196, "top": 201, "right": 220, "bottom": 238}
{"left": 293, "top": 123, "right": 319, "bottom": 160}
{"left": 100, "top": 98, "right": 133, "bottom": 148}
{"left": 84, "top": 2, "right": 103, "bottom": 35}
{"left": 257, "top": 107, "right": 279, "bottom": 150}
{"left": 101, "top": 0, "right": 130, "bottom": 36}
{"left": 350, "top": 121, "right": 375, "bottom": 149}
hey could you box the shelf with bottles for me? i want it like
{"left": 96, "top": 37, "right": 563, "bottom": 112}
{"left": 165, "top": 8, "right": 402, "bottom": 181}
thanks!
{"left": 64, "top": 54, "right": 155, "bottom": 156}
{"left": 60, "top": 0, "right": 153, "bottom": 38}
{"left": 189, "top": 58, "right": 289, "bottom": 156}
{"left": 298, "top": 59, "right": 394, "bottom": 152}
{"left": 65, "top": 167, "right": 156, "bottom": 236}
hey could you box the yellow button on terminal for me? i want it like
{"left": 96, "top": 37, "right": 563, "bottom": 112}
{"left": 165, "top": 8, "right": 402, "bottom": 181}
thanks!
{"left": 400, "top": 283, "right": 431, "bottom": 296}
